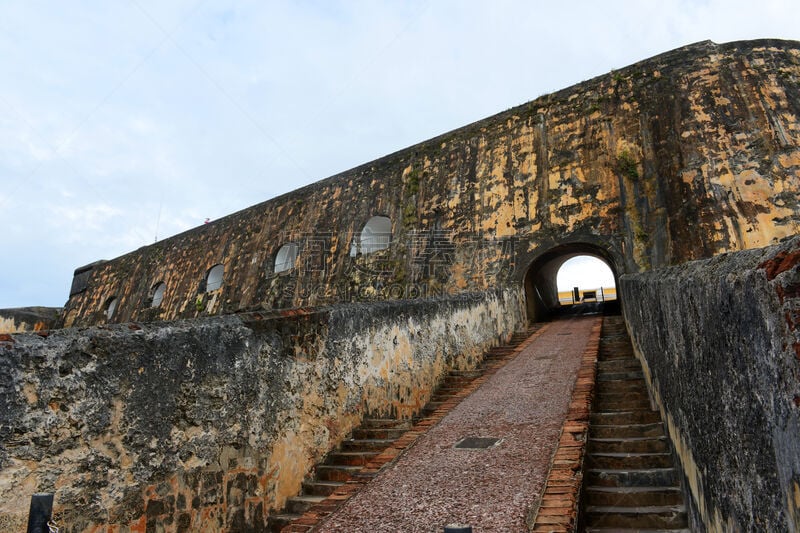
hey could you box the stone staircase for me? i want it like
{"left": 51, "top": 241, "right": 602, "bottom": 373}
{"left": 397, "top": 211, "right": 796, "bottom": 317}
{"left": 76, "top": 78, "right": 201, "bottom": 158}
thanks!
{"left": 581, "top": 316, "right": 691, "bottom": 532}
{"left": 414, "top": 334, "right": 530, "bottom": 420}
{"left": 268, "top": 327, "right": 539, "bottom": 531}
{"left": 266, "top": 417, "right": 411, "bottom": 531}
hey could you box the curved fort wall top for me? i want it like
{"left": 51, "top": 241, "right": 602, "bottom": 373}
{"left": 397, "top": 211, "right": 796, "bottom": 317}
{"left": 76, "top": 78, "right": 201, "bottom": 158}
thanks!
{"left": 62, "top": 39, "right": 800, "bottom": 326}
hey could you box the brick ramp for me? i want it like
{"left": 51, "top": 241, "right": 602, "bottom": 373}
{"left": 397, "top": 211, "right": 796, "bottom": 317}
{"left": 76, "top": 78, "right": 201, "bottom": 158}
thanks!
{"left": 300, "top": 316, "right": 600, "bottom": 532}
{"left": 270, "top": 328, "right": 543, "bottom": 530}
{"left": 273, "top": 326, "right": 546, "bottom": 531}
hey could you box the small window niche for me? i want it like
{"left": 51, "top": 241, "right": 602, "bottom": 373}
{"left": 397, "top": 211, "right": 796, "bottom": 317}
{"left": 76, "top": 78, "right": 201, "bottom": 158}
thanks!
{"left": 150, "top": 282, "right": 166, "bottom": 308}
{"left": 274, "top": 243, "right": 299, "bottom": 274}
{"left": 350, "top": 215, "right": 392, "bottom": 256}
{"left": 206, "top": 264, "right": 224, "bottom": 292}
{"left": 105, "top": 296, "right": 118, "bottom": 320}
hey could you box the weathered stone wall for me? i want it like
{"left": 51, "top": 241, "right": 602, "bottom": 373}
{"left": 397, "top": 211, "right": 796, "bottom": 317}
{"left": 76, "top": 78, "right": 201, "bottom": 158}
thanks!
{"left": 0, "top": 289, "right": 523, "bottom": 532}
{"left": 621, "top": 236, "right": 800, "bottom": 532}
{"left": 0, "top": 307, "right": 62, "bottom": 334}
{"left": 62, "top": 39, "right": 800, "bottom": 326}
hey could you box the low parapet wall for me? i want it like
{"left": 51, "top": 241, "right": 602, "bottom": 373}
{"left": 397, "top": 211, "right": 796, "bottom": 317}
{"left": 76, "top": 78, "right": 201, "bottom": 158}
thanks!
{"left": 621, "top": 237, "right": 800, "bottom": 531}
{"left": 0, "top": 289, "right": 524, "bottom": 532}
{"left": 0, "top": 307, "right": 62, "bottom": 334}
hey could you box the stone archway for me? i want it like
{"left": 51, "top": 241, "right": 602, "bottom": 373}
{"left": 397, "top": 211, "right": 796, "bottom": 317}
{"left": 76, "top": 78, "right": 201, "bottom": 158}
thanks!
{"left": 523, "top": 243, "right": 620, "bottom": 323}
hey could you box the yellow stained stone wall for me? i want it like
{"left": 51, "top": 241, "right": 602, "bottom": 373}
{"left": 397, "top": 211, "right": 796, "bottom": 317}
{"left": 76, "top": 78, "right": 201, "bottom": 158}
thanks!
{"left": 61, "top": 39, "right": 800, "bottom": 327}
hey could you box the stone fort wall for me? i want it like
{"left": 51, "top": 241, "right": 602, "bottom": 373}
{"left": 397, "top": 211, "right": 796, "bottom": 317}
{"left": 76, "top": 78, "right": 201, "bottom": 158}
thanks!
{"left": 61, "top": 39, "right": 800, "bottom": 327}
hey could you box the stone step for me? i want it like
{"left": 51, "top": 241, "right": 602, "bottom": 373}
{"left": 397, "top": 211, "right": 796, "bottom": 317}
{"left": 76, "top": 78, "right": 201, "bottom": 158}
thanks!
{"left": 583, "top": 527, "right": 692, "bottom": 533}
{"left": 596, "top": 380, "right": 650, "bottom": 393}
{"left": 586, "top": 468, "right": 680, "bottom": 488}
{"left": 447, "top": 370, "right": 482, "bottom": 378}
{"left": 597, "top": 371, "right": 646, "bottom": 382}
{"left": 326, "top": 450, "right": 379, "bottom": 466}
{"left": 593, "top": 402, "right": 652, "bottom": 413}
{"left": 301, "top": 480, "right": 344, "bottom": 496}
{"left": 340, "top": 438, "right": 397, "bottom": 452}
{"left": 352, "top": 427, "right": 408, "bottom": 440}
{"left": 593, "top": 396, "right": 651, "bottom": 409}
{"left": 440, "top": 377, "right": 474, "bottom": 387}
{"left": 585, "top": 485, "right": 686, "bottom": 507}
{"left": 359, "top": 418, "right": 412, "bottom": 429}
{"left": 434, "top": 386, "right": 464, "bottom": 394}
{"left": 586, "top": 452, "right": 675, "bottom": 470}
{"left": 430, "top": 393, "right": 456, "bottom": 402}
{"left": 598, "top": 353, "right": 636, "bottom": 361}
{"left": 597, "top": 359, "right": 643, "bottom": 370}
{"left": 584, "top": 505, "right": 688, "bottom": 529}
{"left": 589, "top": 436, "right": 669, "bottom": 454}
{"left": 590, "top": 410, "right": 662, "bottom": 425}
{"left": 595, "top": 390, "right": 651, "bottom": 400}
{"left": 315, "top": 464, "right": 362, "bottom": 482}
{"left": 285, "top": 494, "right": 327, "bottom": 514}
{"left": 487, "top": 347, "right": 516, "bottom": 354}
{"left": 591, "top": 422, "right": 665, "bottom": 439}
{"left": 599, "top": 348, "right": 633, "bottom": 355}
{"left": 267, "top": 513, "right": 301, "bottom": 532}
{"left": 595, "top": 396, "right": 650, "bottom": 407}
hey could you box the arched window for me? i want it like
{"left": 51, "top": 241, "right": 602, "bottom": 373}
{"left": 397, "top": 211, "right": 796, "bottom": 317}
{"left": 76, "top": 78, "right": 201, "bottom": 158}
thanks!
{"left": 274, "top": 243, "right": 299, "bottom": 273}
{"left": 206, "top": 264, "right": 224, "bottom": 292}
{"left": 105, "top": 296, "right": 118, "bottom": 320}
{"left": 150, "top": 282, "right": 166, "bottom": 308}
{"left": 351, "top": 216, "right": 392, "bottom": 256}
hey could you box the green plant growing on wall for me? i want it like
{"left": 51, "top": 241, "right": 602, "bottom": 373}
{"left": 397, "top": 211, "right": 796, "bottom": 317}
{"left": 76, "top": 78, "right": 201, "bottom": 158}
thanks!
{"left": 616, "top": 150, "right": 639, "bottom": 180}
{"left": 403, "top": 202, "right": 418, "bottom": 225}
{"left": 403, "top": 168, "right": 421, "bottom": 226}
{"left": 195, "top": 295, "right": 204, "bottom": 313}
{"left": 405, "top": 169, "right": 420, "bottom": 198}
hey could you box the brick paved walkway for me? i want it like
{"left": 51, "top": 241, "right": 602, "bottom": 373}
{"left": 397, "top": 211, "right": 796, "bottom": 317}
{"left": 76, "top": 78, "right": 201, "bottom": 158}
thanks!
{"left": 315, "top": 316, "right": 601, "bottom": 532}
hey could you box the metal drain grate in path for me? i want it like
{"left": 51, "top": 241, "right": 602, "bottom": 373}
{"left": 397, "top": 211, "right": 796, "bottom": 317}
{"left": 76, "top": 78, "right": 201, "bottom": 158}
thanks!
{"left": 454, "top": 437, "right": 502, "bottom": 449}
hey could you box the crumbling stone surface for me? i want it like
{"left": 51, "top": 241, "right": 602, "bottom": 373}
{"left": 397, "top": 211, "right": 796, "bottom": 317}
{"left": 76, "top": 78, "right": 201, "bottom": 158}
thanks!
{"left": 0, "top": 289, "right": 523, "bottom": 531}
{"left": 62, "top": 39, "right": 800, "bottom": 327}
{"left": 621, "top": 235, "right": 800, "bottom": 531}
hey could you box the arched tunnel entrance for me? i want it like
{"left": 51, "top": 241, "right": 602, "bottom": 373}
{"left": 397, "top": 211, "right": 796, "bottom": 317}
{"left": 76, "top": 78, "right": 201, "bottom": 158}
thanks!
{"left": 524, "top": 243, "right": 620, "bottom": 323}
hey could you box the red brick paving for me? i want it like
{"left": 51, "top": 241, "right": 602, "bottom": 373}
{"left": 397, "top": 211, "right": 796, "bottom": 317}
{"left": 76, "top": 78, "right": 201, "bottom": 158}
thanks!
{"left": 530, "top": 319, "right": 601, "bottom": 532}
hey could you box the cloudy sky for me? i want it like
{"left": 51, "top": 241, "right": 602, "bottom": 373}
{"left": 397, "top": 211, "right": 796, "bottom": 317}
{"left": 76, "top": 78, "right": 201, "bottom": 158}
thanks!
{"left": 1, "top": 1, "right": 798, "bottom": 308}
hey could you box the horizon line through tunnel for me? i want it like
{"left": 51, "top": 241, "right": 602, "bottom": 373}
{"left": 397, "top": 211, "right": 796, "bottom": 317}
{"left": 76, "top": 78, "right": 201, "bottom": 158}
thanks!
{"left": 523, "top": 244, "right": 619, "bottom": 322}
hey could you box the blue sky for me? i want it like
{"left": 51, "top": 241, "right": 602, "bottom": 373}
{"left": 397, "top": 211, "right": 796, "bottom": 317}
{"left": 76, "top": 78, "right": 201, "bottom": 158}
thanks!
{"left": 1, "top": 0, "right": 799, "bottom": 308}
